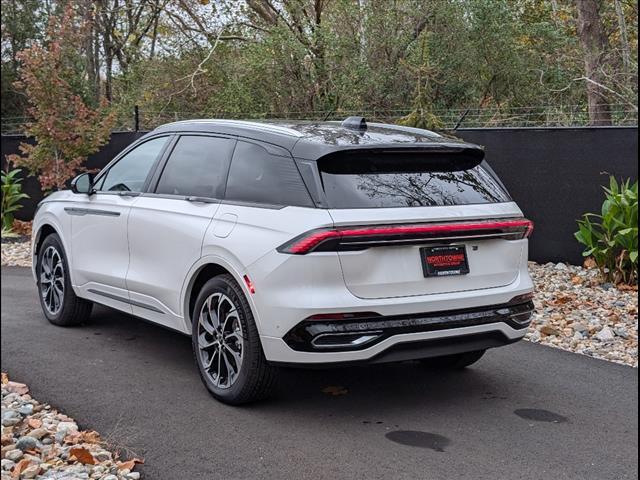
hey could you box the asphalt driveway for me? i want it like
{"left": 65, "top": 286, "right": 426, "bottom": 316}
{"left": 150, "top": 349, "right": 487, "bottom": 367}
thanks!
{"left": 1, "top": 266, "right": 638, "bottom": 480}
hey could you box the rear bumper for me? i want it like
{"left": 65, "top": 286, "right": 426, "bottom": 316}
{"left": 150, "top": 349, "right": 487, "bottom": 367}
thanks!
{"left": 261, "top": 300, "right": 533, "bottom": 366}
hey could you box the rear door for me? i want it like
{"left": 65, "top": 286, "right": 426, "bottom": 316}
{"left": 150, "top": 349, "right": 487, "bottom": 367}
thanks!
{"left": 316, "top": 150, "right": 527, "bottom": 299}
{"left": 126, "top": 134, "right": 235, "bottom": 328}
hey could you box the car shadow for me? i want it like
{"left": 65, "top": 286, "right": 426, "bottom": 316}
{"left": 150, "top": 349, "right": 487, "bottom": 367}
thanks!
{"left": 86, "top": 305, "right": 513, "bottom": 419}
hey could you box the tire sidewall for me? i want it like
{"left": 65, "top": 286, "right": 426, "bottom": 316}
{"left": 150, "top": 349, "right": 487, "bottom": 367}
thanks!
{"left": 191, "top": 276, "right": 257, "bottom": 403}
{"left": 37, "top": 234, "right": 74, "bottom": 324}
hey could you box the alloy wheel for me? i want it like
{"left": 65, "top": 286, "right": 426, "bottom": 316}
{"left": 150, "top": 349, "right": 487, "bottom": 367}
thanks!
{"left": 197, "top": 293, "right": 245, "bottom": 389}
{"left": 40, "top": 246, "right": 65, "bottom": 315}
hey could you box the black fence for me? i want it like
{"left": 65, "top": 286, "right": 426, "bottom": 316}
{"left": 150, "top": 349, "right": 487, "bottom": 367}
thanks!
{"left": 2, "top": 127, "right": 638, "bottom": 265}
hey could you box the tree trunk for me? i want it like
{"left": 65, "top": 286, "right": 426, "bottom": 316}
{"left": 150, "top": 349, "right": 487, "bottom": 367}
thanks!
{"left": 614, "top": 0, "right": 631, "bottom": 75}
{"left": 575, "top": 0, "right": 611, "bottom": 126}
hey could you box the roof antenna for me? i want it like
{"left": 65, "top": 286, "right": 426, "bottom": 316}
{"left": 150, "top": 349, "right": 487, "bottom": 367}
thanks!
{"left": 341, "top": 116, "right": 367, "bottom": 131}
{"left": 453, "top": 109, "right": 470, "bottom": 131}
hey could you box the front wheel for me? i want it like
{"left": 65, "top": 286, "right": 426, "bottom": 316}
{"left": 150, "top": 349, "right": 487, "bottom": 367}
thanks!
{"left": 37, "top": 233, "right": 92, "bottom": 326}
{"left": 192, "top": 274, "right": 277, "bottom": 405}
{"left": 420, "top": 350, "right": 486, "bottom": 369}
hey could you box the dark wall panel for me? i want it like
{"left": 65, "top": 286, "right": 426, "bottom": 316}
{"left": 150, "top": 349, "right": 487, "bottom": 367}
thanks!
{"left": 1, "top": 131, "right": 146, "bottom": 223}
{"left": 455, "top": 127, "right": 638, "bottom": 265}
{"left": 2, "top": 127, "right": 638, "bottom": 265}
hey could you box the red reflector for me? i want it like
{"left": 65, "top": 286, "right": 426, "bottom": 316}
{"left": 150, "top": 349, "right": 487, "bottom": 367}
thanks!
{"left": 280, "top": 218, "right": 534, "bottom": 254}
{"left": 243, "top": 275, "right": 255, "bottom": 294}
{"left": 525, "top": 220, "right": 535, "bottom": 238}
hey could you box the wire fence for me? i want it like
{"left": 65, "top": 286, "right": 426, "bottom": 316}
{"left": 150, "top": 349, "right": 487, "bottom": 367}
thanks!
{"left": 2, "top": 104, "right": 638, "bottom": 135}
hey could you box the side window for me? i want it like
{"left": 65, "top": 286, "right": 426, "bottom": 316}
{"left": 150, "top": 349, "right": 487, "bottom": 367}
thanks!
{"left": 225, "top": 141, "right": 313, "bottom": 207}
{"left": 97, "top": 136, "right": 168, "bottom": 193}
{"left": 155, "top": 135, "right": 235, "bottom": 198}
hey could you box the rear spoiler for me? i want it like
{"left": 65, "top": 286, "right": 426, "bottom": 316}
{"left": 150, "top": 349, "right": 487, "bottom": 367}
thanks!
{"left": 317, "top": 145, "right": 485, "bottom": 174}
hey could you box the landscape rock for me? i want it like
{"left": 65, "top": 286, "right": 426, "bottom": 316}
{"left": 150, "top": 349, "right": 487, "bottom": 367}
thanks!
{"left": 1, "top": 373, "right": 143, "bottom": 480}
{"left": 525, "top": 262, "right": 637, "bottom": 367}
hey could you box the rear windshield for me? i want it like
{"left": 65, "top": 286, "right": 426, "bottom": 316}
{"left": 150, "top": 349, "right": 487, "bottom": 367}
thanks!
{"left": 316, "top": 151, "right": 511, "bottom": 208}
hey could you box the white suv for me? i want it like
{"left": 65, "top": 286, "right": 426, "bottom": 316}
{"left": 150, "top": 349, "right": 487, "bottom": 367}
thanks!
{"left": 32, "top": 118, "right": 534, "bottom": 404}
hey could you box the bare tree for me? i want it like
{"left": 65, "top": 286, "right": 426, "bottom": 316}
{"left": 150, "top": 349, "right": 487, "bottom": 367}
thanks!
{"left": 95, "top": 0, "right": 165, "bottom": 100}
{"left": 613, "top": 0, "right": 631, "bottom": 75}
{"left": 574, "top": 0, "right": 611, "bottom": 125}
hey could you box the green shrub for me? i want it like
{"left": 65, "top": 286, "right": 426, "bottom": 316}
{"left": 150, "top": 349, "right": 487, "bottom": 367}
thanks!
{"left": 1, "top": 168, "right": 30, "bottom": 232}
{"left": 575, "top": 177, "right": 638, "bottom": 285}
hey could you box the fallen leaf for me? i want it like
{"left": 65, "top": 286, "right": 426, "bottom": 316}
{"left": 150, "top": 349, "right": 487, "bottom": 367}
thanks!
{"left": 64, "top": 431, "right": 82, "bottom": 445}
{"left": 27, "top": 418, "right": 42, "bottom": 429}
{"left": 5, "top": 381, "right": 29, "bottom": 395}
{"left": 80, "top": 430, "right": 101, "bottom": 444}
{"left": 69, "top": 447, "right": 96, "bottom": 465}
{"left": 552, "top": 294, "right": 574, "bottom": 305}
{"left": 322, "top": 386, "right": 348, "bottom": 396}
{"left": 117, "top": 458, "right": 144, "bottom": 471}
{"left": 570, "top": 275, "right": 583, "bottom": 284}
{"left": 11, "top": 459, "right": 32, "bottom": 478}
{"left": 540, "top": 325, "right": 561, "bottom": 336}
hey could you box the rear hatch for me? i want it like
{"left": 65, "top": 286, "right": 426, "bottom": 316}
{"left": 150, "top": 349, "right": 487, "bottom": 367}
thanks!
{"left": 315, "top": 147, "right": 529, "bottom": 299}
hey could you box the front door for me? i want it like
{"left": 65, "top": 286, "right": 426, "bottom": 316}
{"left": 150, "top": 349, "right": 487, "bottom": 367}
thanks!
{"left": 70, "top": 135, "right": 171, "bottom": 312}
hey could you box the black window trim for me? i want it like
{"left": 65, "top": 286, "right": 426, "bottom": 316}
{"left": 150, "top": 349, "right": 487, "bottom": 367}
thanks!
{"left": 91, "top": 133, "right": 175, "bottom": 196}
{"left": 147, "top": 132, "right": 238, "bottom": 202}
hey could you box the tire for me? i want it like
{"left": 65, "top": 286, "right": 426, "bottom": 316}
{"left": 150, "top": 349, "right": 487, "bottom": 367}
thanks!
{"left": 192, "top": 274, "right": 278, "bottom": 405}
{"left": 420, "top": 349, "right": 486, "bottom": 369}
{"left": 37, "top": 233, "right": 92, "bottom": 326}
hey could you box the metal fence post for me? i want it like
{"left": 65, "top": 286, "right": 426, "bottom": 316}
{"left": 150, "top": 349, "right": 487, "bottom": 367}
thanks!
{"left": 134, "top": 105, "right": 140, "bottom": 132}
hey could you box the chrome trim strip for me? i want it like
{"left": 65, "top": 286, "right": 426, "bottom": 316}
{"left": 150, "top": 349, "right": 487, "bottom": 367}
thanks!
{"left": 311, "top": 331, "right": 383, "bottom": 349}
{"left": 64, "top": 207, "right": 120, "bottom": 217}
{"left": 87, "top": 289, "right": 164, "bottom": 314}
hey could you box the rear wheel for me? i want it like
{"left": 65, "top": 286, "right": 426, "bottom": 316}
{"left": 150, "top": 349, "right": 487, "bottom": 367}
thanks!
{"left": 37, "top": 233, "right": 92, "bottom": 326}
{"left": 192, "top": 274, "right": 277, "bottom": 405}
{"left": 420, "top": 350, "right": 486, "bottom": 369}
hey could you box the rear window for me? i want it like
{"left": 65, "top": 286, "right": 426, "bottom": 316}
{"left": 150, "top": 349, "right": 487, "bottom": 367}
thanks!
{"left": 317, "top": 151, "right": 510, "bottom": 208}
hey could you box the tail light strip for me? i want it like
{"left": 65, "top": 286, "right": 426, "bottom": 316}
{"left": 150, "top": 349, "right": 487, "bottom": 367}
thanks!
{"left": 278, "top": 218, "right": 534, "bottom": 254}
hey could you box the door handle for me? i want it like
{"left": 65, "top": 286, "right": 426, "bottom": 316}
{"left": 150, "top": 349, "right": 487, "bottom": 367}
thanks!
{"left": 186, "top": 196, "right": 218, "bottom": 204}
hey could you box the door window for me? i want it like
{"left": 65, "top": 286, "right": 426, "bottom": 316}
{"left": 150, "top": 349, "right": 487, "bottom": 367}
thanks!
{"left": 155, "top": 135, "right": 235, "bottom": 198}
{"left": 96, "top": 136, "right": 169, "bottom": 193}
{"left": 225, "top": 141, "right": 313, "bottom": 207}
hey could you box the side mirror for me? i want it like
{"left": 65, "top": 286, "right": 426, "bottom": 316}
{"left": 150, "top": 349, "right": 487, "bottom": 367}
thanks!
{"left": 70, "top": 173, "right": 94, "bottom": 195}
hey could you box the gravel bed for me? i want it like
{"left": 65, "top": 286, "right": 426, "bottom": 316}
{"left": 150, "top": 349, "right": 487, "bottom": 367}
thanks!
{"left": 1, "top": 373, "right": 142, "bottom": 480}
{"left": 527, "top": 261, "right": 638, "bottom": 367}
{"left": 2, "top": 239, "right": 637, "bottom": 366}
{"left": 1, "top": 240, "right": 31, "bottom": 268}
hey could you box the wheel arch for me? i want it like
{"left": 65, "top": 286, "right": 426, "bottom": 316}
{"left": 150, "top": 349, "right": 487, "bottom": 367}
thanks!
{"left": 181, "top": 257, "right": 260, "bottom": 334}
{"left": 32, "top": 220, "right": 68, "bottom": 282}
{"left": 33, "top": 223, "right": 59, "bottom": 257}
